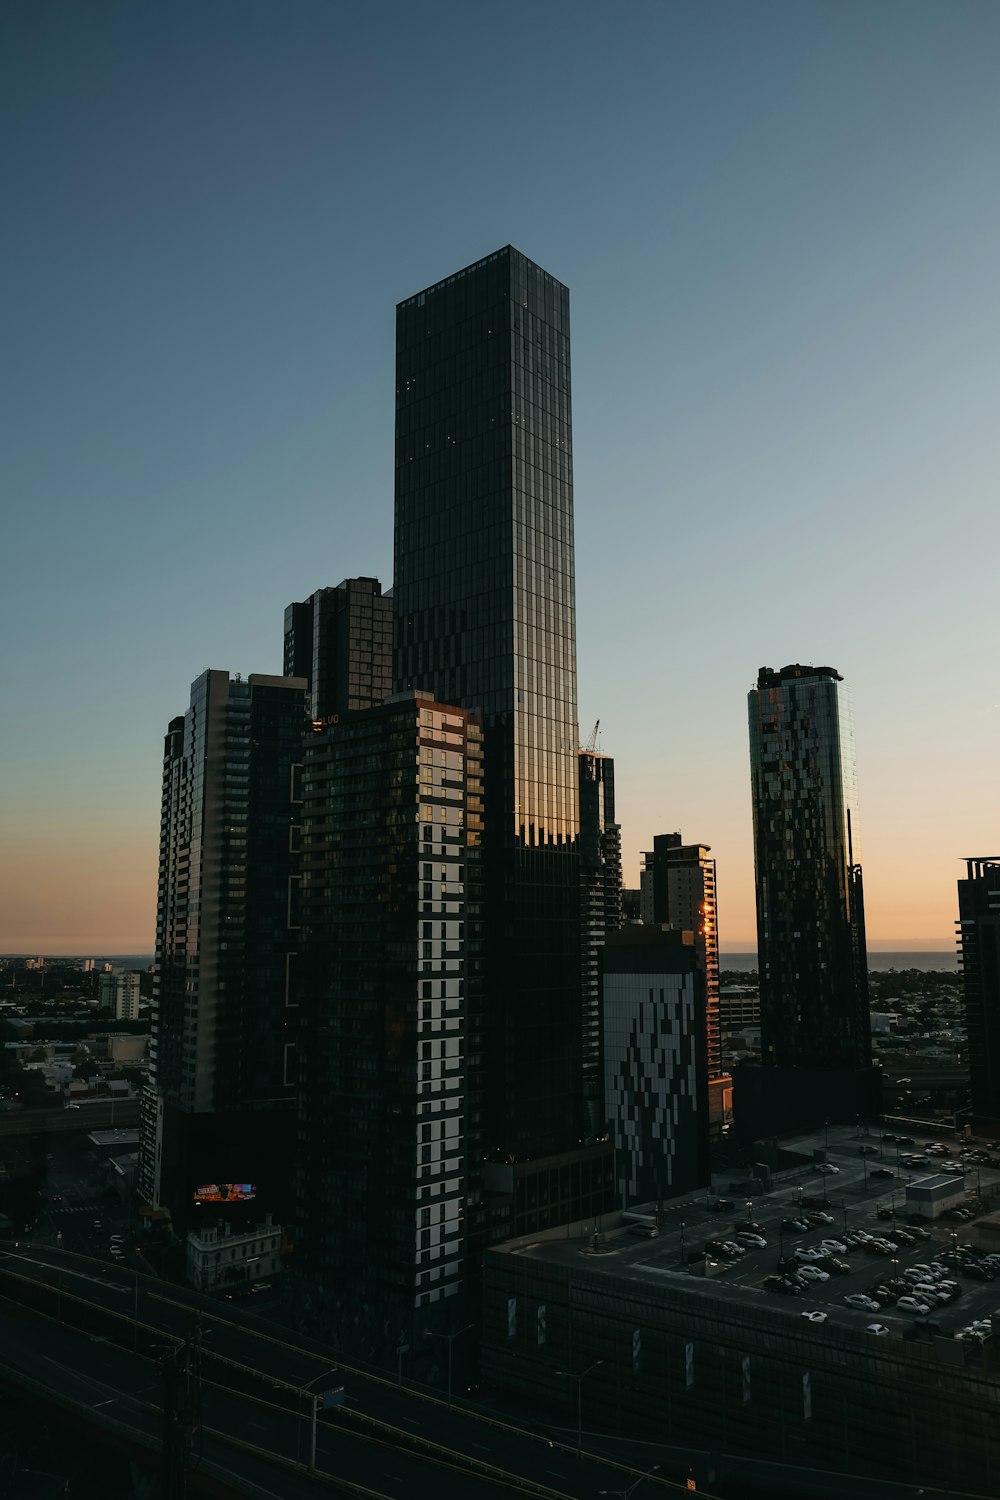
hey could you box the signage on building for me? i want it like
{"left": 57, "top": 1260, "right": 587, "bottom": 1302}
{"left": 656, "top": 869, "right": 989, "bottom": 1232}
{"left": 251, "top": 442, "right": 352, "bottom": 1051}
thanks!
{"left": 193, "top": 1183, "right": 256, "bottom": 1204}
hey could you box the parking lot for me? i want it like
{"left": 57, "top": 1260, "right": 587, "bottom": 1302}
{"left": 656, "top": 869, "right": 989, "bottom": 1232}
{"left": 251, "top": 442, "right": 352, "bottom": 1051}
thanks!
{"left": 610, "top": 1123, "right": 1000, "bottom": 1341}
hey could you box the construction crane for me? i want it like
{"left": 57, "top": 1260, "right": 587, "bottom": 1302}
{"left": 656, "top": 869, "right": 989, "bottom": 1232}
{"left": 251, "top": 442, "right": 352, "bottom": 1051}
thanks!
{"left": 583, "top": 719, "right": 600, "bottom": 754}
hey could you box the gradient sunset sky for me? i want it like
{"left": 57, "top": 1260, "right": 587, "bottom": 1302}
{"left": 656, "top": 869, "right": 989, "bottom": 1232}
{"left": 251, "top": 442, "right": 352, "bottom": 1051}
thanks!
{"left": 1, "top": 0, "right": 997, "bottom": 954}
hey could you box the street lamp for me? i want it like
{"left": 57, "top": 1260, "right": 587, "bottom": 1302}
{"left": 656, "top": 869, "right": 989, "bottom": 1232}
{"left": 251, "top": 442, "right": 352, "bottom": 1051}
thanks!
{"left": 557, "top": 1358, "right": 603, "bottom": 1458}
{"left": 395, "top": 1338, "right": 409, "bottom": 1386}
{"left": 679, "top": 1220, "right": 686, "bottom": 1268}
{"left": 599, "top": 1461, "right": 662, "bottom": 1498}
{"left": 423, "top": 1324, "right": 474, "bottom": 1408}
{"left": 298, "top": 1369, "right": 341, "bottom": 1472}
{"left": 745, "top": 1198, "right": 753, "bottom": 1227}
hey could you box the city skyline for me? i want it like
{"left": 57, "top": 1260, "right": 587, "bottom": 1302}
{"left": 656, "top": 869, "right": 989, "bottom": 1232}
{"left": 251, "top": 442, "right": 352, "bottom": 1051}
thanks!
{"left": 3, "top": 1, "right": 998, "bottom": 953}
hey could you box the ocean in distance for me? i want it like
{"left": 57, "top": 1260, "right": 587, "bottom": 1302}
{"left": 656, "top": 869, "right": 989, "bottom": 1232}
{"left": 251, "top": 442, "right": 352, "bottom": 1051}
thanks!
{"left": 721, "top": 950, "right": 959, "bottom": 973}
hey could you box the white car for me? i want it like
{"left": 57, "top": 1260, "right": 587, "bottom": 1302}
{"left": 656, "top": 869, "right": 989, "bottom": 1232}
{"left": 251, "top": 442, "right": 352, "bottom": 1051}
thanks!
{"left": 796, "top": 1265, "right": 830, "bottom": 1283}
{"left": 866, "top": 1323, "right": 891, "bottom": 1337}
{"left": 793, "top": 1247, "right": 823, "bottom": 1262}
{"left": 818, "top": 1239, "right": 847, "bottom": 1254}
{"left": 912, "top": 1284, "right": 949, "bottom": 1304}
{"left": 817, "top": 1164, "right": 840, "bottom": 1175}
{"left": 722, "top": 1241, "right": 746, "bottom": 1256}
{"left": 735, "top": 1233, "right": 767, "bottom": 1248}
{"left": 801, "top": 1310, "right": 828, "bottom": 1323}
{"left": 844, "top": 1294, "right": 881, "bottom": 1312}
{"left": 896, "top": 1296, "right": 931, "bottom": 1315}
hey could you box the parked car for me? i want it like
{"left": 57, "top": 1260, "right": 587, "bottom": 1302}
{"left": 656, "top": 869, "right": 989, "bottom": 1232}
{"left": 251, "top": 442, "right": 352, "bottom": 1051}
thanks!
{"left": 793, "top": 1247, "right": 824, "bottom": 1262}
{"left": 866, "top": 1323, "right": 891, "bottom": 1336}
{"left": 823, "top": 1258, "right": 851, "bottom": 1275}
{"left": 876, "top": 1207, "right": 896, "bottom": 1221}
{"left": 796, "top": 1265, "right": 830, "bottom": 1283}
{"left": 733, "top": 1221, "right": 766, "bottom": 1236}
{"left": 818, "top": 1238, "right": 847, "bottom": 1254}
{"left": 801, "top": 1310, "right": 828, "bottom": 1323}
{"left": 858, "top": 1144, "right": 879, "bottom": 1155}
{"left": 782, "top": 1218, "right": 809, "bottom": 1232}
{"left": 845, "top": 1294, "right": 881, "bottom": 1312}
{"left": 872, "top": 1168, "right": 895, "bottom": 1179}
{"left": 897, "top": 1296, "right": 932, "bottom": 1315}
{"left": 912, "top": 1284, "right": 950, "bottom": 1305}
{"left": 817, "top": 1164, "right": 840, "bottom": 1175}
{"left": 721, "top": 1241, "right": 746, "bottom": 1258}
{"left": 961, "top": 1263, "right": 995, "bottom": 1282}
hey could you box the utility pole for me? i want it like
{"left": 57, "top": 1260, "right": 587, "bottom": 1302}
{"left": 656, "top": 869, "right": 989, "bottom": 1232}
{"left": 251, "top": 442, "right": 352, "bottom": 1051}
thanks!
{"left": 160, "top": 1323, "right": 202, "bottom": 1500}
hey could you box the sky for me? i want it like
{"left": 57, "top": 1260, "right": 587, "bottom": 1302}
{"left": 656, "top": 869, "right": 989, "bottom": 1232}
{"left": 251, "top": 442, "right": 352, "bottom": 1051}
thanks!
{"left": 1, "top": 0, "right": 997, "bottom": 954}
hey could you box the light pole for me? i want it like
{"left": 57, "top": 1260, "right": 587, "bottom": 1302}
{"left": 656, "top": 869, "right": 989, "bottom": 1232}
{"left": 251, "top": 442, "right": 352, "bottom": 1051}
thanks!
{"left": 298, "top": 1369, "right": 340, "bottom": 1472}
{"left": 599, "top": 1461, "right": 662, "bottom": 1498}
{"left": 679, "top": 1220, "right": 686, "bottom": 1268}
{"left": 423, "top": 1324, "right": 473, "bottom": 1408}
{"left": 396, "top": 1339, "right": 409, "bottom": 1386}
{"left": 557, "top": 1358, "right": 603, "bottom": 1458}
{"left": 745, "top": 1198, "right": 753, "bottom": 1228}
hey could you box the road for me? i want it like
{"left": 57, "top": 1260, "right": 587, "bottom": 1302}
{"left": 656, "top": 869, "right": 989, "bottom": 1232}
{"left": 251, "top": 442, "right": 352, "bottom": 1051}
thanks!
{"left": 0, "top": 1100, "right": 140, "bottom": 1137}
{"left": 0, "top": 1246, "right": 698, "bottom": 1500}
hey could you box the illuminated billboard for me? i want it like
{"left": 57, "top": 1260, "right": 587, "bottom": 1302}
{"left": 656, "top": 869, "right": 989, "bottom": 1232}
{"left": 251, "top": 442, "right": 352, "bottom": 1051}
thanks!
{"left": 193, "top": 1183, "right": 256, "bottom": 1204}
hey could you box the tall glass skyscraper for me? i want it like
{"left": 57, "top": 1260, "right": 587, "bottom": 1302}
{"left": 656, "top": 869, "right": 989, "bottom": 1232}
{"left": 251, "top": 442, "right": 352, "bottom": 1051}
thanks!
{"left": 748, "top": 664, "right": 870, "bottom": 1071}
{"left": 394, "top": 246, "right": 582, "bottom": 1159}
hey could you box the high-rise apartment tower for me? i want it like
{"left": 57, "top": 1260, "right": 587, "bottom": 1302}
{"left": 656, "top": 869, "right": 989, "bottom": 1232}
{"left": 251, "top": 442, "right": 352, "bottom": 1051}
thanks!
{"left": 138, "top": 670, "right": 306, "bottom": 1229}
{"left": 283, "top": 577, "right": 392, "bottom": 722}
{"left": 293, "top": 693, "right": 483, "bottom": 1347}
{"left": 957, "top": 858, "right": 1000, "bottom": 1125}
{"left": 579, "top": 749, "right": 622, "bottom": 1130}
{"left": 748, "top": 664, "right": 870, "bottom": 1071}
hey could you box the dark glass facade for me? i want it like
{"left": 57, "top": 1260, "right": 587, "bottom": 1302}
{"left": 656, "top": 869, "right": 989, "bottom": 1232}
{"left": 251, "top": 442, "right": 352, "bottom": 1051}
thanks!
{"left": 393, "top": 247, "right": 582, "bottom": 1158}
{"left": 138, "top": 670, "right": 306, "bottom": 1230}
{"left": 748, "top": 664, "right": 870, "bottom": 1071}
{"left": 958, "top": 857, "right": 1000, "bottom": 1125}
{"left": 283, "top": 576, "right": 392, "bottom": 722}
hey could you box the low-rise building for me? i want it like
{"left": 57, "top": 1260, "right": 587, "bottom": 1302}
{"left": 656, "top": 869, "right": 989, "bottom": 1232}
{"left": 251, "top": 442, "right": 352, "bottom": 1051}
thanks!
{"left": 905, "top": 1172, "right": 966, "bottom": 1219}
{"left": 186, "top": 1213, "right": 283, "bottom": 1293}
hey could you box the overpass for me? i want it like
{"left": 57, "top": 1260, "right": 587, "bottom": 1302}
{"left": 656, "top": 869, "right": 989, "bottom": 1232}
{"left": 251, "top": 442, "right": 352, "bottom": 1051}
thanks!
{"left": 0, "top": 1245, "right": 701, "bottom": 1499}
